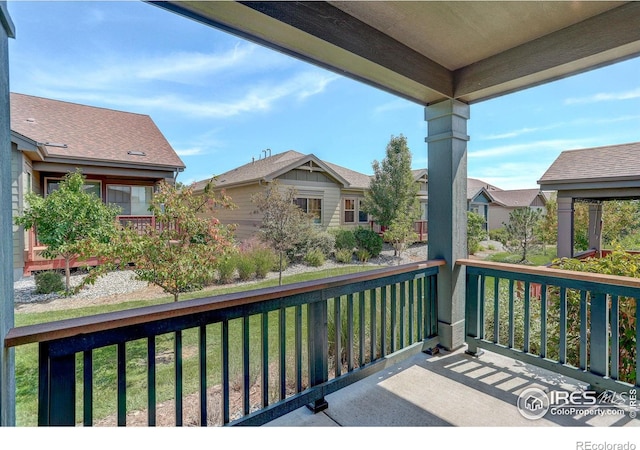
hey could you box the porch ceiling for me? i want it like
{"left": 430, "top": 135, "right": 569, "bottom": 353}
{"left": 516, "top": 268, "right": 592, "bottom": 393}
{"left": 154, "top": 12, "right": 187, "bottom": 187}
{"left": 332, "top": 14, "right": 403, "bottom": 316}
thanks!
{"left": 150, "top": 1, "right": 640, "bottom": 105}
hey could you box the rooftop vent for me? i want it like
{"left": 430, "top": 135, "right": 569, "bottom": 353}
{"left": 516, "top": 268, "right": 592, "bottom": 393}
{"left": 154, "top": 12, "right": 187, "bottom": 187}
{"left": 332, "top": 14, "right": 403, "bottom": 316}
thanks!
{"left": 44, "top": 142, "right": 67, "bottom": 148}
{"left": 127, "top": 150, "right": 146, "bottom": 156}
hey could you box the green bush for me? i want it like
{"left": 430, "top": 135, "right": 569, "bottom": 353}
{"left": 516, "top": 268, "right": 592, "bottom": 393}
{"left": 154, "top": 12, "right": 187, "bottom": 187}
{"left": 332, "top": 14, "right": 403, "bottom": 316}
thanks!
{"left": 216, "top": 256, "right": 236, "bottom": 284}
{"left": 235, "top": 253, "right": 256, "bottom": 281}
{"left": 303, "top": 248, "right": 326, "bottom": 267}
{"left": 332, "top": 228, "right": 357, "bottom": 251}
{"left": 354, "top": 227, "right": 383, "bottom": 257}
{"left": 489, "top": 227, "right": 508, "bottom": 245}
{"left": 34, "top": 271, "right": 64, "bottom": 294}
{"left": 334, "top": 248, "right": 354, "bottom": 264}
{"left": 252, "top": 247, "right": 277, "bottom": 278}
{"left": 356, "top": 248, "right": 371, "bottom": 263}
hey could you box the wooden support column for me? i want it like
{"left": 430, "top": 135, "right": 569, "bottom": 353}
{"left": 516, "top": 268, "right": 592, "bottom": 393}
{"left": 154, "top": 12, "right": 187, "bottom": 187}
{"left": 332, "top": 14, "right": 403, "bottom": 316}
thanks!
{"left": 425, "top": 99, "right": 470, "bottom": 351}
{"left": 0, "top": 2, "right": 15, "bottom": 427}
{"left": 557, "top": 196, "right": 574, "bottom": 258}
{"left": 588, "top": 203, "right": 603, "bottom": 253}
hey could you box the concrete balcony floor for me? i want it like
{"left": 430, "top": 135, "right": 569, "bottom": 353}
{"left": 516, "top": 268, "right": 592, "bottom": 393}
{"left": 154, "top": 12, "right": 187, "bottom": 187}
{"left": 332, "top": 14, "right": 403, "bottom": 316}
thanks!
{"left": 265, "top": 347, "right": 640, "bottom": 428}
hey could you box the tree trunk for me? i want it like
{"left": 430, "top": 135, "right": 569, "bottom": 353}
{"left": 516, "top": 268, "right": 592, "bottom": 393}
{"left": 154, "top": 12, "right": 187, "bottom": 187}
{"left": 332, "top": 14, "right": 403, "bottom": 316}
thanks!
{"left": 64, "top": 256, "right": 71, "bottom": 294}
{"left": 278, "top": 252, "right": 283, "bottom": 286}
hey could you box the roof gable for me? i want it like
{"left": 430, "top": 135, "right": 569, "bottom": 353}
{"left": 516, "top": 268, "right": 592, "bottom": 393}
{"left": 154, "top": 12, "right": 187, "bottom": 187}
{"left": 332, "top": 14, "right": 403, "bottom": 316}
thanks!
{"left": 10, "top": 92, "right": 185, "bottom": 170}
{"left": 491, "top": 189, "right": 545, "bottom": 207}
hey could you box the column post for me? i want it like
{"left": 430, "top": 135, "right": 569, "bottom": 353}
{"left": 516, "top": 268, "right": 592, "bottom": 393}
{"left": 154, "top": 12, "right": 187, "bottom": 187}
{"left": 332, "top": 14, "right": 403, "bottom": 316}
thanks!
{"left": 557, "top": 195, "right": 574, "bottom": 258}
{"left": 0, "top": 1, "right": 15, "bottom": 427}
{"left": 425, "top": 99, "right": 470, "bottom": 351}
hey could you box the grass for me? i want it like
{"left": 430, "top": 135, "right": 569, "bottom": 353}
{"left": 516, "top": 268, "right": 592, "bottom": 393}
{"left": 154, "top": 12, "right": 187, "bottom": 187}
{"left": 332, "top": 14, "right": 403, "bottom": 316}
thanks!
{"left": 483, "top": 248, "right": 556, "bottom": 266}
{"left": 14, "top": 264, "right": 383, "bottom": 426}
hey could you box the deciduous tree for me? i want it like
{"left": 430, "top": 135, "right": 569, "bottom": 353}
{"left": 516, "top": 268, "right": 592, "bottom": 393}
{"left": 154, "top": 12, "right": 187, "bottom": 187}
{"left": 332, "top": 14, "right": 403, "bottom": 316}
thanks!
{"left": 14, "top": 171, "right": 120, "bottom": 293}
{"left": 117, "top": 179, "right": 236, "bottom": 302}
{"left": 504, "top": 208, "right": 543, "bottom": 263}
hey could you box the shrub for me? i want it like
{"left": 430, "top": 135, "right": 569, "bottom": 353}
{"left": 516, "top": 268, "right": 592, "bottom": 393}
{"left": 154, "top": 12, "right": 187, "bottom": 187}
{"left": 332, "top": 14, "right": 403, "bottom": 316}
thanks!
{"left": 235, "top": 253, "right": 256, "bottom": 281}
{"left": 303, "top": 248, "right": 326, "bottom": 267}
{"left": 489, "top": 227, "right": 508, "bottom": 245}
{"left": 334, "top": 248, "right": 354, "bottom": 264}
{"left": 216, "top": 256, "right": 236, "bottom": 284}
{"left": 354, "top": 227, "right": 383, "bottom": 257}
{"left": 356, "top": 248, "right": 371, "bottom": 263}
{"left": 251, "top": 247, "right": 277, "bottom": 278}
{"left": 332, "top": 228, "right": 357, "bottom": 251}
{"left": 34, "top": 271, "right": 64, "bottom": 294}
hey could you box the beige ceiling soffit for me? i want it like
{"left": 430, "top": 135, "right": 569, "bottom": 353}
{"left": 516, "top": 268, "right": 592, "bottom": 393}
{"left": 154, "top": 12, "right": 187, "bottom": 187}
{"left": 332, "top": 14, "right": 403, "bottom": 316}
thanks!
{"left": 152, "top": 1, "right": 453, "bottom": 104}
{"left": 455, "top": 3, "right": 640, "bottom": 103}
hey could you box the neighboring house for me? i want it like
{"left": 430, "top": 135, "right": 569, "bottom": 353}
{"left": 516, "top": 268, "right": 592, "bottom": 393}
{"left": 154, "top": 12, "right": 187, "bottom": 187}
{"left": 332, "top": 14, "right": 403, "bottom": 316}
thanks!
{"left": 488, "top": 189, "right": 549, "bottom": 230}
{"left": 467, "top": 178, "right": 502, "bottom": 230}
{"left": 194, "top": 150, "right": 429, "bottom": 242}
{"left": 11, "top": 92, "right": 186, "bottom": 280}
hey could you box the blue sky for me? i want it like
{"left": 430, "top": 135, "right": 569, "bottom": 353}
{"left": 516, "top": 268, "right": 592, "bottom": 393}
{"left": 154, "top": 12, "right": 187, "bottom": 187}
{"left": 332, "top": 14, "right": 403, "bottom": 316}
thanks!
{"left": 7, "top": 1, "right": 640, "bottom": 191}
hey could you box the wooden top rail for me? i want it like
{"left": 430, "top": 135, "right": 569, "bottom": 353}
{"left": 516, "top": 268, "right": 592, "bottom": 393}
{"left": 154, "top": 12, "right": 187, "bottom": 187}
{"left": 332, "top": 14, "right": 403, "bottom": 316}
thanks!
{"left": 457, "top": 258, "right": 640, "bottom": 290}
{"left": 5, "top": 260, "right": 445, "bottom": 349}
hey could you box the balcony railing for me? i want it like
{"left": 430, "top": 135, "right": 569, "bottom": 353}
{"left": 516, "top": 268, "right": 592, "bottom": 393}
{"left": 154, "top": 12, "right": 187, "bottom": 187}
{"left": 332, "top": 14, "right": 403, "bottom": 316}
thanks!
{"left": 5, "top": 261, "right": 443, "bottom": 426}
{"left": 459, "top": 259, "right": 640, "bottom": 393}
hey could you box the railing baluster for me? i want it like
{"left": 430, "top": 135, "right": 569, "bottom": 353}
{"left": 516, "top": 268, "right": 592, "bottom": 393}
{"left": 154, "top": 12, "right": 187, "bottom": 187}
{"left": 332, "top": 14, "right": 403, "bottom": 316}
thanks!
{"left": 295, "top": 305, "right": 303, "bottom": 393}
{"left": 307, "top": 299, "right": 328, "bottom": 413}
{"left": 611, "top": 296, "right": 620, "bottom": 380}
{"left": 579, "top": 291, "right": 588, "bottom": 370}
{"left": 417, "top": 277, "right": 423, "bottom": 340}
{"left": 391, "top": 283, "right": 397, "bottom": 352}
{"left": 465, "top": 272, "right": 481, "bottom": 355}
{"left": 334, "top": 297, "right": 342, "bottom": 378}
{"left": 409, "top": 279, "right": 415, "bottom": 343}
{"left": 400, "top": 281, "right": 406, "bottom": 349}
{"left": 200, "top": 325, "right": 208, "bottom": 425}
{"left": 523, "top": 281, "right": 530, "bottom": 353}
{"left": 430, "top": 274, "right": 438, "bottom": 337}
{"left": 590, "top": 292, "right": 609, "bottom": 377}
{"left": 147, "top": 336, "right": 156, "bottom": 426}
{"left": 381, "top": 286, "right": 387, "bottom": 357}
{"left": 117, "top": 342, "right": 126, "bottom": 427}
{"left": 175, "top": 331, "right": 183, "bottom": 426}
{"left": 493, "top": 277, "right": 500, "bottom": 344}
{"left": 222, "top": 320, "right": 230, "bottom": 424}
{"left": 359, "top": 291, "right": 365, "bottom": 365}
{"left": 279, "top": 307, "right": 287, "bottom": 400}
{"left": 83, "top": 350, "right": 93, "bottom": 426}
{"left": 540, "top": 285, "right": 548, "bottom": 359}
{"left": 243, "top": 316, "right": 250, "bottom": 415}
{"left": 370, "top": 288, "right": 377, "bottom": 360}
{"left": 479, "top": 276, "right": 486, "bottom": 340}
{"left": 559, "top": 287, "right": 567, "bottom": 365}
{"left": 508, "top": 279, "right": 514, "bottom": 348}
{"left": 261, "top": 312, "right": 268, "bottom": 408}
{"left": 45, "top": 350, "right": 76, "bottom": 426}
{"left": 347, "top": 293, "right": 354, "bottom": 372}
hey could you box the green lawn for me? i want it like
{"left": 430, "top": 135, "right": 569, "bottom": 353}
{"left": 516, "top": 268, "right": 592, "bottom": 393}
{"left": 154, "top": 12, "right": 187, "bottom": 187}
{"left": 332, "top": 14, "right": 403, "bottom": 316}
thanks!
{"left": 14, "top": 264, "right": 382, "bottom": 426}
{"left": 483, "top": 248, "right": 557, "bottom": 266}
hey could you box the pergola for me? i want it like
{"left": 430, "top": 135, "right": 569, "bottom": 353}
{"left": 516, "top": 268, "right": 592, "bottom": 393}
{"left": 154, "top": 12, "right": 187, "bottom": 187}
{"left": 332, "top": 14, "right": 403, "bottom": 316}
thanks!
{"left": 1, "top": 1, "right": 640, "bottom": 425}
{"left": 538, "top": 141, "right": 640, "bottom": 257}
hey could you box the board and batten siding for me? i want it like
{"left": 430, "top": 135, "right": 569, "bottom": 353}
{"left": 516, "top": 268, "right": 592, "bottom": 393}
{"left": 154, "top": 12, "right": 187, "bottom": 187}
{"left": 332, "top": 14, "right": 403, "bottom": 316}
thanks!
{"left": 11, "top": 144, "right": 23, "bottom": 280}
{"left": 276, "top": 178, "right": 342, "bottom": 230}
{"left": 208, "top": 184, "right": 265, "bottom": 242}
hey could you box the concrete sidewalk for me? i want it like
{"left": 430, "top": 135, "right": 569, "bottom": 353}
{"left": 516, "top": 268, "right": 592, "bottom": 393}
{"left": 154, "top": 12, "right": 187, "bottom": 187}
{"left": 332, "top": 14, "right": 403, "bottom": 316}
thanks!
{"left": 264, "top": 347, "right": 640, "bottom": 427}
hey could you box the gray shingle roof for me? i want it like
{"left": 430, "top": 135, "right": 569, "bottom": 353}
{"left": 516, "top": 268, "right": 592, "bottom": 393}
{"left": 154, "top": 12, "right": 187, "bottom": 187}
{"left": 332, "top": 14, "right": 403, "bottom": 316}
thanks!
{"left": 467, "top": 178, "right": 502, "bottom": 200}
{"left": 490, "top": 189, "right": 544, "bottom": 207}
{"left": 10, "top": 92, "right": 185, "bottom": 170}
{"left": 538, "top": 142, "right": 640, "bottom": 185}
{"left": 195, "top": 150, "right": 372, "bottom": 191}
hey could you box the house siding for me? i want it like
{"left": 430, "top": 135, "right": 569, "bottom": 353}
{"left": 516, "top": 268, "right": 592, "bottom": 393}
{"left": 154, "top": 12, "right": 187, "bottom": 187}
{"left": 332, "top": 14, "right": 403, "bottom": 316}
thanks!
{"left": 210, "top": 184, "right": 265, "bottom": 242}
{"left": 11, "top": 143, "right": 23, "bottom": 280}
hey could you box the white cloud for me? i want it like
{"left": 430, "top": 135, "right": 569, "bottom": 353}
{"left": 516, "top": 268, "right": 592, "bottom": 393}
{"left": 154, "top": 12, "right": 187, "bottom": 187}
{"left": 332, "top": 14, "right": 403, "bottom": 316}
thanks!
{"left": 564, "top": 87, "right": 640, "bottom": 105}
{"left": 175, "top": 147, "right": 205, "bottom": 157}
{"left": 373, "top": 100, "right": 414, "bottom": 115}
{"left": 469, "top": 138, "right": 594, "bottom": 159}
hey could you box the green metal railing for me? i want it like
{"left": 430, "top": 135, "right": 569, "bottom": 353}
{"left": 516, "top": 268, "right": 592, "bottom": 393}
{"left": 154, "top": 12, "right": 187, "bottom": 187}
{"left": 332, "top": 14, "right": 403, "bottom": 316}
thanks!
{"left": 6, "top": 261, "right": 443, "bottom": 426}
{"left": 460, "top": 259, "right": 640, "bottom": 392}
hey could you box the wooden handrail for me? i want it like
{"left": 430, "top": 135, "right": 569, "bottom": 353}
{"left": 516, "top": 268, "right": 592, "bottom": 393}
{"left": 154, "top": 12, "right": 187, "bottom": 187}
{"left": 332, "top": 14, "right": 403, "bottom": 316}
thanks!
{"left": 5, "top": 260, "right": 445, "bottom": 348}
{"left": 457, "top": 258, "right": 640, "bottom": 289}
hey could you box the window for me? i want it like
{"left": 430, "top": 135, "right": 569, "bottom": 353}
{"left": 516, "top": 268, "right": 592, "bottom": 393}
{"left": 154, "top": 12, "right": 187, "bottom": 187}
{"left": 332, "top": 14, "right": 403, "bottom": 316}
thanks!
{"left": 294, "top": 197, "right": 322, "bottom": 224}
{"left": 107, "top": 185, "right": 153, "bottom": 215}
{"left": 46, "top": 178, "right": 101, "bottom": 198}
{"left": 344, "top": 198, "right": 368, "bottom": 224}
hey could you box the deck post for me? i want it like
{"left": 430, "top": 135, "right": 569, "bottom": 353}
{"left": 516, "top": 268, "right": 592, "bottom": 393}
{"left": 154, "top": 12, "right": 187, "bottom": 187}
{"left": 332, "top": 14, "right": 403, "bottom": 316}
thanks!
{"left": 307, "top": 299, "right": 328, "bottom": 413}
{"left": 0, "top": 2, "right": 15, "bottom": 427}
{"left": 425, "top": 99, "right": 469, "bottom": 351}
{"left": 557, "top": 195, "right": 574, "bottom": 258}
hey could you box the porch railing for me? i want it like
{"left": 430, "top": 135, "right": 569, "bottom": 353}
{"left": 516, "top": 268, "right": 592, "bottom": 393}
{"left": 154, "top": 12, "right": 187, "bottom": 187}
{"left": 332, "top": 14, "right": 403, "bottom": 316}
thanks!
{"left": 459, "top": 259, "right": 640, "bottom": 392}
{"left": 5, "top": 260, "right": 443, "bottom": 426}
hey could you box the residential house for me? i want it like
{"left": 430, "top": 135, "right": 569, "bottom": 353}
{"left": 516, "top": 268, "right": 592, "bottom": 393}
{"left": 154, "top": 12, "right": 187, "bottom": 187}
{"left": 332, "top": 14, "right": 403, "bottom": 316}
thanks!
{"left": 11, "top": 92, "right": 185, "bottom": 279}
{"left": 194, "top": 150, "right": 429, "bottom": 242}
{"left": 488, "top": 189, "right": 550, "bottom": 230}
{"left": 466, "top": 178, "right": 502, "bottom": 231}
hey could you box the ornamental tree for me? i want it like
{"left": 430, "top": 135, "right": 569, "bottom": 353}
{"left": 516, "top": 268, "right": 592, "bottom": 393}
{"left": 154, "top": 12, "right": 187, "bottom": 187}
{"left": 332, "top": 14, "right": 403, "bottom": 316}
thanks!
{"left": 14, "top": 170, "right": 120, "bottom": 293}
{"left": 504, "top": 207, "right": 543, "bottom": 263}
{"left": 117, "top": 179, "right": 236, "bottom": 302}
{"left": 251, "top": 181, "right": 313, "bottom": 285}
{"left": 362, "top": 134, "right": 420, "bottom": 229}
